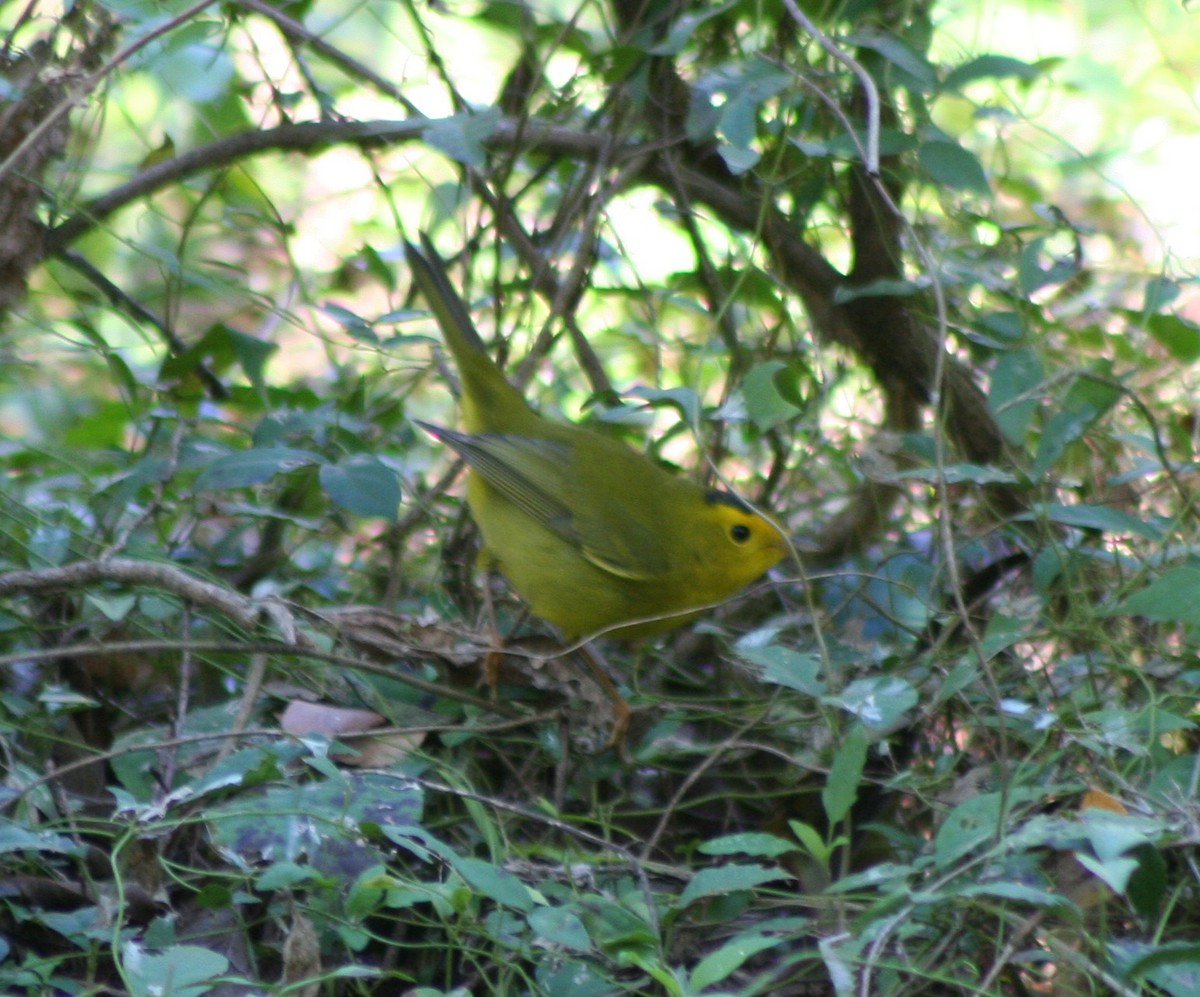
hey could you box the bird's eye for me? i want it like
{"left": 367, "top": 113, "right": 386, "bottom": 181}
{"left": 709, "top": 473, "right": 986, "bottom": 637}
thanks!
{"left": 730, "top": 524, "right": 752, "bottom": 544}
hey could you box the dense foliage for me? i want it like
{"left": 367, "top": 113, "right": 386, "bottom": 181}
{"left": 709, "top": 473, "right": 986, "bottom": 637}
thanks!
{"left": 1, "top": 0, "right": 1198, "bottom": 993}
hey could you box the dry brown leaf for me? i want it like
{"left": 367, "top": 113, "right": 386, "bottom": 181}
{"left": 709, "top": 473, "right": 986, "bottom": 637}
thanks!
{"left": 279, "top": 701, "right": 385, "bottom": 738}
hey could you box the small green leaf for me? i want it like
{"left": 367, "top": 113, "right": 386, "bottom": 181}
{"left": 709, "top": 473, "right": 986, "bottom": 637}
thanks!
{"left": 690, "top": 933, "right": 783, "bottom": 991}
{"left": 1128, "top": 845, "right": 1167, "bottom": 921}
{"left": 123, "top": 942, "right": 229, "bottom": 997}
{"left": 833, "top": 277, "right": 921, "bottom": 303}
{"left": 741, "top": 361, "right": 798, "bottom": 430}
{"left": 223, "top": 327, "right": 278, "bottom": 390}
{"left": 788, "top": 821, "right": 833, "bottom": 864}
{"left": 647, "top": 2, "right": 736, "bottom": 54}
{"left": 1143, "top": 276, "right": 1181, "bottom": 314}
{"left": 1032, "top": 502, "right": 1162, "bottom": 539}
{"left": 29, "top": 525, "right": 71, "bottom": 567}
{"left": 823, "top": 725, "right": 868, "bottom": 825}
{"left": 1119, "top": 941, "right": 1200, "bottom": 991}
{"left": 678, "top": 864, "right": 789, "bottom": 907}
{"left": 320, "top": 456, "right": 400, "bottom": 520}
{"left": 321, "top": 302, "right": 378, "bottom": 344}
{"left": 423, "top": 107, "right": 502, "bottom": 167}
{"left": 1018, "top": 236, "right": 1078, "bottom": 295}
{"left": 86, "top": 592, "right": 137, "bottom": 622}
{"left": 918, "top": 140, "right": 990, "bottom": 194}
{"left": 1032, "top": 410, "right": 1088, "bottom": 478}
{"left": 980, "top": 613, "right": 1031, "bottom": 661}
{"left": 195, "top": 447, "right": 321, "bottom": 490}
{"left": 450, "top": 856, "right": 535, "bottom": 912}
{"left": 956, "top": 880, "right": 1069, "bottom": 908}
{"left": 736, "top": 642, "right": 825, "bottom": 696}
{"left": 825, "top": 676, "right": 916, "bottom": 731}
{"left": 1075, "top": 853, "right": 1140, "bottom": 894}
{"left": 718, "top": 142, "right": 760, "bottom": 174}
{"left": 1145, "top": 313, "right": 1200, "bottom": 363}
{"left": 848, "top": 29, "right": 937, "bottom": 90}
{"left": 529, "top": 907, "right": 593, "bottom": 951}
{"left": 988, "top": 347, "right": 1043, "bottom": 444}
{"left": 934, "top": 792, "right": 1003, "bottom": 868}
{"left": 1111, "top": 567, "right": 1200, "bottom": 625}
{"left": 0, "top": 819, "right": 82, "bottom": 856}
{"left": 624, "top": 385, "right": 701, "bottom": 427}
{"left": 699, "top": 832, "right": 799, "bottom": 859}
{"left": 943, "top": 54, "right": 1041, "bottom": 90}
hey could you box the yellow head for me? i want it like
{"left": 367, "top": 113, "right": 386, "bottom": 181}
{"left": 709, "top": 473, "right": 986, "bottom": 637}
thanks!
{"left": 683, "top": 490, "right": 789, "bottom": 604}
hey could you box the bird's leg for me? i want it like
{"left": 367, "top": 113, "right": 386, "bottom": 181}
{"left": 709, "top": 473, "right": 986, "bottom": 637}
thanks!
{"left": 574, "top": 642, "right": 631, "bottom": 754}
{"left": 480, "top": 568, "right": 506, "bottom": 698}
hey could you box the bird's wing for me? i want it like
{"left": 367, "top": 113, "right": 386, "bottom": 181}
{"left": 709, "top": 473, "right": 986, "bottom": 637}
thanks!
{"left": 421, "top": 423, "right": 670, "bottom": 579}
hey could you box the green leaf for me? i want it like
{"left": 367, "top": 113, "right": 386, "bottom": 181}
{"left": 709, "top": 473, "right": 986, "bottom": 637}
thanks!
{"left": 1075, "top": 853, "right": 1140, "bottom": 894}
{"left": 735, "top": 642, "right": 825, "bottom": 696}
{"left": 822, "top": 725, "right": 868, "bottom": 825}
{"left": 980, "top": 613, "right": 1031, "bottom": 661}
{"left": 741, "top": 360, "right": 800, "bottom": 430}
{"left": 689, "top": 933, "right": 783, "bottom": 991}
{"left": 1119, "top": 941, "right": 1200, "bottom": 988}
{"left": 943, "top": 54, "right": 1042, "bottom": 90}
{"left": 934, "top": 659, "right": 981, "bottom": 705}
{"left": 28, "top": 524, "right": 71, "bottom": 567}
{"left": 1143, "top": 276, "right": 1181, "bottom": 314}
{"left": 918, "top": 140, "right": 990, "bottom": 194}
{"left": 1018, "top": 236, "right": 1078, "bottom": 295}
{"left": 579, "top": 894, "right": 657, "bottom": 958}
{"left": 159, "top": 323, "right": 278, "bottom": 387}
{"left": 699, "top": 832, "right": 799, "bottom": 859}
{"left": 208, "top": 772, "right": 424, "bottom": 875}
{"left": 138, "top": 35, "right": 234, "bottom": 103}
{"left": 647, "top": 1, "right": 737, "bottom": 54}
{"left": 1111, "top": 567, "right": 1200, "bottom": 625}
{"left": 86, "top": 591, "right": 137, "bottom": 622}
{"left": 988, "top": 347, "right": 1043, "bottom": 444}
{"left": 450, "top": 856, "right": 535, "bottom": 913}
{"left": 1061, "top": 372, "right": 1122, "bottom": 420}
{"left": 529, "top": 907, "right": 593, "bottom": 952}
{"left": 0, "top": 819, "right": 82, "bottom": 856}
{"left": 1029, "top": 374, "right": 1120, "bottom": 478}
{"left": 718, "top": 142, "right": 761, "bottom": 174}
{"left": 934, "top": 792, "right": 1003, "bottom": 868}
{"left": 223, "top": 327, "right": 278, "bottom": 391}
{"left": 194, "top": 447, "right": 321, "bottom": 490}
{"left": 788, "top": 820, "right": 833, "bottom": 864}
{"left": 678, "top": 864, "right": 790, "bottom": 907}
{"left": 894, "top": 463, "right": 1019, "bottom": 485}
{"left": 825, "top": 676, "right": 916, "bottom": 731}
{"left": 833, "top": 277, "right": 921, "bottom": 303}
{"left": 847, "top": 29, "right": 937, "bottom": 90}
{"left": 423, "top": 107, "right": 502, "bottom": 167}
{"left": 1031, "top": 502, "right": 1162, "bottom": 539}
{"left": 320, "top": 456, "right": 400, "bottom": 520}
{"left": 123, "top": 942, "right": 229, "bottom": 997}
{"left": 321, "top": 302, "right": 378, "bottom": 344}
{"left": 1128, "top": 845, "right": 1167, "bottom": 921}
{"left": 1145, "top": 313, "right": 1200, "bottom": 363}
{"left": 624, "top": 385, "right": 701, "bottom": 427}
{"left": 956, "top": 880, "right": 1069, "bottom": 908}
{"left": 538, "top": 960, "right": 618, "bottom": 997}
{"left": 1081, "top": 811, "right": 1160, "bottom": 862}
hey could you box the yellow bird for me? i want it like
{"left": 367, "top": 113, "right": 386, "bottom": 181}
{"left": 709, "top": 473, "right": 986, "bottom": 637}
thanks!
{"left": 406, "top": 234, "right": 787, "bottom": 643}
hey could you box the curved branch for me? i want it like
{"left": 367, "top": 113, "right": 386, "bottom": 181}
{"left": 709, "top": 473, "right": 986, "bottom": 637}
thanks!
{"left": 0, "top": 558, "right": 261, "bottom": 630}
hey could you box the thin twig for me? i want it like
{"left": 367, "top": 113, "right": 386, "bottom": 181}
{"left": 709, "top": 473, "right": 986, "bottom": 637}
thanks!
{"left": 781, "top": 0, "right": 880, "bottom": 175}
